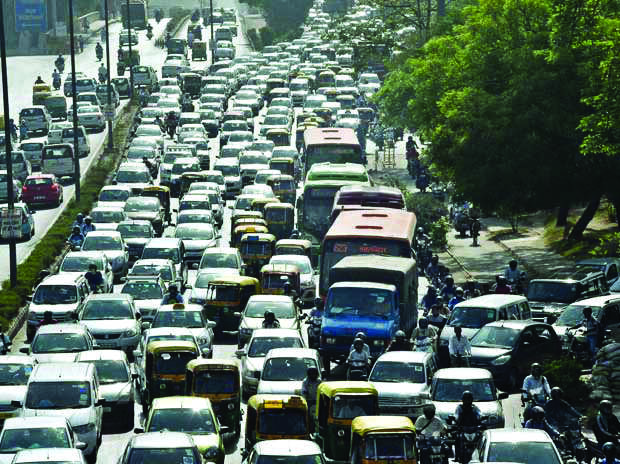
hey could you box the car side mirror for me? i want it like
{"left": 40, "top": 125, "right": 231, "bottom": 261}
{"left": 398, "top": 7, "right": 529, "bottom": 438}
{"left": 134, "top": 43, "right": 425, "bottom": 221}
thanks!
{"left": 76, "top": 442, "right": 87, "bottom": 451}
{"left": 191, "top": 263, "right": 199, "bottom": 270}
{"left": 207, "top": 321, "right": 216, "bottom": 329}
{"left": 498, "top": 391, "right": 509, "bottom": 400}
{"left": 134, "top": 427, "right": 145, "bottom": 434}
{"left": 219, "top": 425, "right": 230, "bottom": 435}
{"left": 95, "top": 399, "right": 107, "bottom": 407}
{"left": 235, "top": 348, "right": 246, "bottom": 358}
{"left": 19, "top": 347, "right": 29, "bottom": 354}
{"left": 10, "top": 400, "right": 21, "bottom": 408}
{"left": 233, "top": 312, "right": 241, "bottom": 317}
{"left": 141, "top": 322, "right": 151, "bottom": 331}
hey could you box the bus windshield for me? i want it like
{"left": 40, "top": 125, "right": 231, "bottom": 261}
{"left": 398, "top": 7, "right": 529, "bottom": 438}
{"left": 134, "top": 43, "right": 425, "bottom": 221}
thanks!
{"left": 306, "top": 145, "right": 361, "bottom": 168}
{"left": 302, "top": 186, "right": 340, "bottom": 238}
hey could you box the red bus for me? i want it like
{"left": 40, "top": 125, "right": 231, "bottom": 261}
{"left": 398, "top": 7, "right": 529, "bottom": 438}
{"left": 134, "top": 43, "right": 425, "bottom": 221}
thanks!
{"left": 302, "top": 127, "right": 363, "bottom": 175}
{"left": 319, "top": 209, "right": 417, "bottom": 296}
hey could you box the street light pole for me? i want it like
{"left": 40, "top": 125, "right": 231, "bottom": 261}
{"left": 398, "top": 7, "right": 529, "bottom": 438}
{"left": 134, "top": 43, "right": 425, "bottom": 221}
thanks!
{"left": 104, "top": 0, "right": 113, "bottom": 149}
{"left": 68, "top": 0, "right": 81, "bottom": 201}
{"left": 0, "top": 0, "right": 17, "bottom": 287}
{"left": 209, "top": 0, "right": 214, "bottom": 64}
{"left": 126, "top": 0, "right": 134, "bottom": 98}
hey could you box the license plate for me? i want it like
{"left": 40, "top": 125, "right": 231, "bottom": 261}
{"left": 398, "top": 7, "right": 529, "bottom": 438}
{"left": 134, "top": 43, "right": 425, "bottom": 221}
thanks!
{"left": 103, "top": 407, "right": 112, "bottom": 413}
{"left": 97, "top": 341, "right": 116, "bottom": 348}
{"left": 34, "top": 196, "right": 45, "bottom": 200}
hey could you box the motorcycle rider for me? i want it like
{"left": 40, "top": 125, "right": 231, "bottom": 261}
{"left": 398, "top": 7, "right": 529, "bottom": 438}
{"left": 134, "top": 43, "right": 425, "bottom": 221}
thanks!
{"left": 439, "top": 275, "right": 457, "bottom": 302}
{"left": 19, "top": 120, "right": 28, "bottom": 141}
{"left": 68, "top": 226, "right": 85, "bottom": 248}
{"left": 428, "top": 304, "right": 447, "bottom": 331}
{"left": 504, "top": 259, "right": 526, "bottom": 285}
{"left": 594, "top": 400, "right": 620, "bottom": 445}
{"left": 349, "top": 331, "right": 370, "bottom": 357}
{"left": 347, "top": 338, "right": 370, "bottom": 378}
{"left": 165, "top": 111, "right": 178, "bottom": 138}
{"left": 39, "top": 311, "right": 58, "bottom": 327}
{"left": 154, "top": 115, "right": 164, "bottom": 132}
{"left": 522, "top": 362, "right": 551, "bottom": 421}
{"left": 84, "top": 264, "right": 104, "bottom": 293}
{"left": 55, "top": 54, "right": 65, "bottom": 72}
{"left": 454, "top": 391, "right": 482, "bottom": 462}
{"left": 602, "top": 442, "right": 620, "bottom": 464}
{"left": 525, "top": 406, "right": 560, "bottom": 439}
{"left": 95, "top": 42, "right": 103, "bottom": 61}
{"left": 449, "top": 326, "right": 471, "bottom": 367}
{"left": 494, "top": 275, "right": 512, "bottom": 294}
{"left": 426, "top": 255, "right": 442, "bottom": 281}
{"left": 405, "top": 136, "right": 418, "bottom": 177}
{"left": 72, "top": 213, "right": 85, "bottom": 232}
{"left": 161, "top": 284, "right": 184, "bottom": 305}
{"left": 98, "top": 63, "right": 107, "bottom": 83}
{"left": 410, "top": 317, "right": 438, "bottom": 352}
{"left": 386, "top": 330, "right": 412, "bottom": 352}
{"left": 545, "top": 386, "right": 582, "bottom": 430}
{"left": 52, "top": 69, "right": 61, "bottom": 88}
{"left": 8, "top": 119, "right": 18, "bottom": 142}
{"left": 415, "top": 403, "right": 447, "bottom": 437}
{"left": 448, "top": 287, "right": 465, "bottom": 310}
{"left": 81, "top": 216, "right": 95, "bottom": 235}
{"left": 421, "top": 286, "right": 439, "bottom": 314}
{"left": 34, "top": 76, "right": 44, "bottom": 84}
{"left": 262, "top": 310, "right": 280, "bottom": 328}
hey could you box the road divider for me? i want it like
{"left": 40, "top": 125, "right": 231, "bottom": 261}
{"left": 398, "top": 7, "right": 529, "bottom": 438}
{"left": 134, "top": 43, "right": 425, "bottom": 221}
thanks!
{"left": 155, "top": 10, "right": 191, "bottom": 48}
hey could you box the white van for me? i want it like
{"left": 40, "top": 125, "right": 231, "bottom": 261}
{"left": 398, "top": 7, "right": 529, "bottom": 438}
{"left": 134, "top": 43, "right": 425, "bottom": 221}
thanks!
{"left": 61, "top": 126, "right": 90, "bottom": 157}
{"left": 20, "top": 362, "right": 103, "bottom": 458}
{"left": 0, "top": 150, "right": 31, "bottom": 182}
{"left": 41, "top": 143, "right": 75, "bottom": 179}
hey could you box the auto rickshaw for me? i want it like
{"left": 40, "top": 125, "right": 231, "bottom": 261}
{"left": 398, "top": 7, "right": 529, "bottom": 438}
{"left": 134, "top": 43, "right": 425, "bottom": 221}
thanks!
{"left": 192, "top": 40, "right": 207, "bottom": 60}
{"left": 240, "top": 233, "right": 276, "bottom": 277}
{"left": 251, "top": 197, "right": 280, "bottom": 216}
{"left": 260, "top": 263, "right": 300, "bottom": 296}
{"left": 265, "top": 128, "right": 291, "bottom": 147}
{"left": 232, "top": 224, "right": 269, "bottom": 248}
{"left": 185, "top": 359, "right": 242, "bottom": 437}
{"left": 117, "top": 47, "right": 140, "bottom": 75}
{"left": 233, "top": 217, "right": 267, "bottom": 230}
{"left": 317, "top": 70, "right": 336, "bottom": 88}
{"left": 140, "top": 340, "right": 201, "bottom": 408}
{"left": 204, "top": 275, "right": 260, "bottom": 333}
{"left": 315, "top": 382, "right": 379, "bottom": 462}
{"left": 275, "top": 239, "right": 312, "bottom": 259}
{"left": 269, "top": 158, "right": 295, "bottom": 179}
{"left": 245, "top": 394, "right": 309, "bottom": 451}
{"left": 32, "top": 84, "right": 52, "bottom": 106}
{"left": 349, "top": 416, "right": 416, "bottom": 464}
{"left": 296, "top": 112, "right": 318, "bottom": 127}
{"left": 267, "top": 174, "right": 296, "bottom": 204}
{"left": 231, "top": 210, "right": 264, "bottom": 227}
{"left": 264, "top": 203, "right": 294, "bottom": 240}
{"left": 141, "top": 186, "right": 171, "bottom": 224}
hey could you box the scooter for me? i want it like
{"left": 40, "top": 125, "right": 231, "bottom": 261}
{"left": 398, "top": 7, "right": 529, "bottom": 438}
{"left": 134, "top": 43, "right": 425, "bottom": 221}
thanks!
{"left": 416, "top": 435, "right": 452, "bottom": 464}
{"left": 448, "top": 416, "right": 487, "bottom": 464}
{"left": 306, "top": 316, "right": 321, "bottom": 349}
{"left": 146, "top": 29, "right": 153, "bottom": 40}
{"left": 346, "top": 359, "right": 369, "bottom": 381}
{"left": 521, "top": 386, "right": 548, "bottom": 424}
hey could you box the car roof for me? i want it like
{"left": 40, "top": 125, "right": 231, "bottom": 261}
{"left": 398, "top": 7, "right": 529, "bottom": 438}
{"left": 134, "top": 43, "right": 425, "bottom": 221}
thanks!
{"left": 251, "top": 328, "right": 302, "bottom": 338}
{"left": 483, "top": 320, "right": 549, "bottom": 330}
{"left": 486, "top": 428, "right": 553, "bottom": 443}
{"left": 75, "top": 349, "right": 128, "bottom": 362}
{"left": 36, "top": 323, "right": 89, "bottom": 335}
{"left": 434, "top": 368, "right": 493, "bottom": 380}
{"left": 454, "top": 294, "right": 527, "bottom": 309}
{"left": 39, "top": 274, "right": 84, "bottom": 285}
{"left": 145, "top": 238, "right": 182, "bottom": 246}
{"left": 203, "top": 247, "right": 238, "bottom": 255}
{"left": 63, "top": 251, "right": 107, "bottom": 260}
{"left": 30, "top": 362, "right": 94, "bottom": 381}
{"left": 564, "top": 294, "right": 620, "bottom": 307}
{"left": 131, "top": 431, "right": 196, "bottom": 448}
{"left": 157, "top": 303, "right": 203, "bottom": 312}
{"left": 331, "top": 281, "right": 396, "bottom": 291}
{"left": 12, "top": 448, "right": 84, "bottom": 463}
{"left": 3, "top": 416, "right": 70, "bottom": 430}
{"left": 247, "top": 294, "right": 293, "bottom": 303}
{"left": 85, "top": 293, "right": 132, "bottom": 302}
{"left": 146, "top": 327, "right": 194, "bottom": 337}
{"left": 83, "top": 230, "right": 122, "bottom": 238}
{"left": 133, "top": 259, "right": 173, "bottom": 266}
{"left": 253, "top": 439, "right": 322, "bottom": 456}
{"left": 264, "top": 348, "right": 318, "bottom": 359}
{"left": 151, "top": 395, "right": 212, "bottom": 410}
{"left": 375, "top": 351, "right": 434, "bottom": 363}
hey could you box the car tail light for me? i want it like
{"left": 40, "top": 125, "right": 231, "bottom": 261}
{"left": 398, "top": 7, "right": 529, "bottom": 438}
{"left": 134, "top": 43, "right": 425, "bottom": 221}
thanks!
{"left": 21, "top": 186, "right": 27, "bottom": 192}
{"left": 50, "top": 184, "right": 58, "bottom": 191}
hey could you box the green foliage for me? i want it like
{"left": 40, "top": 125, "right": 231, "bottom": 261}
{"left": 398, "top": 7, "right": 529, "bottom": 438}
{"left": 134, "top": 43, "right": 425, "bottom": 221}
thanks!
{"left": 246, "top": 29, "right": 262, "bottom": 50}
{"left": 430, "top": 216, "right": 451, "bottom": 250}
{"left": 543, "top": 358, "right": 590, "bottom": 405}
{"left": 590, "top": 232, "right": 620, "bottom": 258}
{"left": 239, "top": 0, "right": 312, "bottom": 41}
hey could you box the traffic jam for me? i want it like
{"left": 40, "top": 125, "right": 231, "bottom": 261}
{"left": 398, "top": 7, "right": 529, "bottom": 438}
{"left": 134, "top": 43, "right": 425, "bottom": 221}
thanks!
{"left": 0, "top": 0, "right": 610, "bottom": 463}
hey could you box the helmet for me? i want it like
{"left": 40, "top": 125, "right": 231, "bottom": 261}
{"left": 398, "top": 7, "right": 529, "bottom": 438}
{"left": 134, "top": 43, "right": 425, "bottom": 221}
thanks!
{"left": 76, "top": 213, "right": 84, "bottom": 220}
{"left": 462, "top": 391, "right": 473, "bottom": 403}
{"left": 531, "top": 362, "right": 542, "bottom": 373}
{"left": 498, "top": 275, "right": 507, "bottom": 284}
{"left": 550, "top": 387, "right": 563, "bottom": 401}
{"left": 445, "top": 275, "right": 454, "bottom": 284}
{"left": 264, "top": 310, "right": 275, "bottom": 319}
{"left": 417, "top": 227, "right": 424, "bottom": 234}
{"left": 84, "top": 216, "right": 92, "bottom": 222}
{"left": 307, "top": 366, "right": 319, "bottom": 378}
{"left": 532, "top": 406, "right": 545, "bottom": 420}
{"left": 283, "top": 281, "right": 291, "bottom": 292}
{"left": 72, "top": 226, "right": 81, "bottom": 233}
{"left": 509, "top": 260, "right": 518, "bottom": 268}
{"left": 353, "top": 337, "right": 364, "bottom": 347}
{"left": 168, "top": 284, "right": 178, "bottom": 292}
{"left": 418, "top": 317, "right": 429, "bottom": 328}
{"left": 602, "top": 442, "right": 616, "bottom": 457}
{"left": 394, "top": 330, "right": 406, "bottom": 341}
{"left": 355, "top": 331, "right": 366, "bottom": 341}
{"left": 431, "top": 255, "right": 439, "bottom": 264}
{"left": 455, "top": 287, "right": 464, "bottom": 296}
{"left": 600, "top": 399, "right": 613, "bottom": 413}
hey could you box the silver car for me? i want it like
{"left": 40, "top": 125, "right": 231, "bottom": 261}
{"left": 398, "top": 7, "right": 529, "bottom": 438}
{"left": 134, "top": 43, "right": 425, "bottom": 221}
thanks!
{"left": 81, "top": 231, "right": 129, "bottom": 281}
{"left": 119, "top": 276, "right": 166, "bottom": 323}
{"left": 257, "top": 348, "right": 322, "bottom": 395}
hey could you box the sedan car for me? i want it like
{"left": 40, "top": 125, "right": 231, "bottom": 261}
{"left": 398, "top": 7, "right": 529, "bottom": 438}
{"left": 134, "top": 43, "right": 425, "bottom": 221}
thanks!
{"left": 237, "top": 295, "right": 303, "bottom": 348}
{"left": 114, "top": 162, "right": 153, "bottom": 193}
{"left": 176, "top": 209, "right": 215, "bottom": 227}
{"left": 96, "top": 185, "right": 132, "bottom": 209}
{"left": 75, "top": 350, "right": 135, "bottom": 428}
{"left": 22, "top": 323, "right": 95, "bottom": 364}
{"left": 430, "top": 368, "right": 507, "bottom": 429}
{"left": 116, "top": 220, "right": 156, "bottom": 263}
{"left": 470, "top": 428, "right": 562, "bottom": 464}
{"left": 21, "top": 174, "right": 63, "bottom": 207}
{"left": 256, "top": 348, "right": 322, "bottom": 395}
{"left": 11, "top": 448, "right": 86, "bottom": 464}
{"left": 81, "top": 231, "right": 129, "bottom": 280}
{"left": 198, "top": 247, "right": 243, "bottom": 273}
{"left": 0, "top": 357, "right": 35, "bottom": 426}
{"left": 133, "top": 124, "right": 164, "bottom": 150}
{"left": 123, "top": 197, "right": 165, "bottom": 236}
{"left": 89, "top": 206, "right": 127, "bottom": 231}
{"left": 174, "top": 223, "right": 220, "bottom": 264}
{"left": 119, "top": 276, "right": 166, "bottom": 323}
{"left": 236, "top": 328, "right": 305, "bottom": 398}
{"left": 58, "top": 251, "right": 114, "bottom": 293}
{"left": 72, "top": 105, "right": 105, "bottom": 131}
{"left": 242, "top": 440, "right": 324, "bottom": 464}
{"left": 469, "top": 321, "right": 563, "bottom": 390}
{"left": 128, "top": 258, "right": 181, "bottom": 290}
{"left": 118, "top": 432, "right": 202, "bottom": 464}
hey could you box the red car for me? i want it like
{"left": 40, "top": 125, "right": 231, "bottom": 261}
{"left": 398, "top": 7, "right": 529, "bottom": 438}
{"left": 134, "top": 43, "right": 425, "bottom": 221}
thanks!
{"left": 21, "top": 174, "right": 63, "bottom": 207}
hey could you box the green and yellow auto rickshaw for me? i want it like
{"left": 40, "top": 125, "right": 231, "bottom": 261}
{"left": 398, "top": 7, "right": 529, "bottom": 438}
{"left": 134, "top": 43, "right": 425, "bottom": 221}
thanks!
{"left": 141, "top": 186, "right": 172, "bottom": 224}
{"left": 269, "top": 158, "right": 295, "bottom": 179}
{"left": 240, "top": 233, "right": 276, "bottom": 277}
{"left": 259, "top": 263, "right": 301, "bottom": 297}
{"left": 349, "top": 416, "right": 417, "bottom": 464}
{"left": 251, "top": 197, "right": 280, "bottom": 216}
{"left": 266, "top": 174, "right": 296, "bottom": 205}
{"left": 204, "top": 275, "right": 260, "bottom": 332}
{"left": 192, "top": 40, "right": 208, "bottom": 60}
{"left": 264, "top": 202, "right": 294, "bottom": 240}
{"left": 140, "top": 340, "right": 201, "bottom": 408}
{"left": 185, "top": 359, "right": 242, "bottom": 437}
{"left": 245, "top": 394, "right": 309, "bottom": 451}
{"left": 315, "top": 382, "right": 379, "bottom": 461}
{"left": 232, "top": 224, "right": 269, "bottom": 248}
{"left": 265, "top": 128, "right": 291, "bottom": 147}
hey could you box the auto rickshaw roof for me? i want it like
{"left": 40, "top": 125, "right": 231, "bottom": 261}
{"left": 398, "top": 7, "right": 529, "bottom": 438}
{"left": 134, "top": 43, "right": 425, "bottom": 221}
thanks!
{"left": 142, "top": 185, "right": 171, "bottom": 193}
{"left": 208, "top": 275, "right": 259, "bottom": 286}
{"left": 241, "top": 233, "right": 276, "bottom": 242}
{"left": 232, "top": 210, "right": 264, "bottom": 220}
{"left": 276, "top": 239, "right": 312, "bottom": 248}
{"left": 186, "top": 358, "right": 239, "bottom": 371}
{"left": 266, "top": 128, "right": 291, "bottom": 135}
{"left": 234, "top": 218, "right": 267, "bottom": 227}
{"left": 351, "top": 416, "right": 414, "bottom": 435}
{"left": 304, "top": 179, "right": 370, "bottom": 190}
{"left": 317, "top": 381, "right": 378, "bottom": 396}
{"left": 151, "top": 395, "right": 213, "bottom": 410}
{"left": 234, "top": 224, "right": 269, "bottom": 234}
{"left": 146, "top": 340, "right": 199, "bottom": 353}
{"left": 248, "top": 394, "right": 307, "bottom": 409}
{"left": 270, "top": 157, "right": 295, "bottom": 164}
{"left": 265, "top": 202, "right": 294, "bottom": 210}
{"left": 260, "top": 263, "right": 300, "bottom": 274}
{"left": 252, "top": 197, "right": 280, "bottom": 206}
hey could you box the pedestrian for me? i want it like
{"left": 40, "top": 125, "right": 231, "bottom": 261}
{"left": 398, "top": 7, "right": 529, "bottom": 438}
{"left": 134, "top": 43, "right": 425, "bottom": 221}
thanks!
{"left": 581, "top": 307, "right": 600, "bottom": 363}
{"left": 78, "top": 35, "right": 85, "bottom": 53}
{"left": 471, "top": 218, "right": 481, "bottom": 246}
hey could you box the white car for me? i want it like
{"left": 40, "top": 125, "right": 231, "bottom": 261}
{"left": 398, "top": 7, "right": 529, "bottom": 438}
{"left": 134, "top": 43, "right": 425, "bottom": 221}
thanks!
{"left": 0, "top": 356, "right": 35, "bottom": 423}
{"left": 89, "top": 206, "right": 128, "bottom": 231}
{"left": 72, "top": 105, "right": 105, "bottom": 131}
{"left": 471, "top": 428, "right": 563, "bottom": 464}
{"left": 257, "top": 348, "right": 323, "bottom": 395}
{"left": 237, "top": 295, "right": 303, "bottom": 348}
{"left": 236, "top": 328, "right": 305, "bottom": 398}
{"left": 58, "top": 251, "right": 114, "bottom": 293}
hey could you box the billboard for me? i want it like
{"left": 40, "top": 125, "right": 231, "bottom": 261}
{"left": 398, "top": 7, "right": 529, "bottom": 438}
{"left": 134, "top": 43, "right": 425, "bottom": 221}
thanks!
{"left": 15, "top": 0, "right": 47, "bottom": 32}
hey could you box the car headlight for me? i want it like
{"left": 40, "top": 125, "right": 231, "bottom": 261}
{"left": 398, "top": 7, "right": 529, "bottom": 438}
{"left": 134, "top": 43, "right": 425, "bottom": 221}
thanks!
{"left": 204, "top": 447, "right": 219, "bottom": 458}
{"left": 325, "top": 337, "right": 336, "bottom": 344}
{"left": 74, "top": 423, "right": 96, "bottom": 434}
{"left": 123, "top": 328, "right": 138, "bottom": 338}
{"left": 373, "top": 339, "right": 384, "bottom": 346}
{"left": 491, "top": 354, "right": 511, "bottom": 366}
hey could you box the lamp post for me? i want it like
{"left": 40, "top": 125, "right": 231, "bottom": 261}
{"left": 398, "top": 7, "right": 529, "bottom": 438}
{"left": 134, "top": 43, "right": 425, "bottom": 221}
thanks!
{"left": 209, "top": 0, "right": 214, "bottom": 64}
{"left": 126, "top": 0, "right": 134, "bottom": 98}
{"left": 68, "top": 0, "right": 81, "bottom": 201}
{"left": 104, "top": 0, "right": 114, "bottom": 149}
{"left": 0, "top": 0, "right": 17, "bottom": 287}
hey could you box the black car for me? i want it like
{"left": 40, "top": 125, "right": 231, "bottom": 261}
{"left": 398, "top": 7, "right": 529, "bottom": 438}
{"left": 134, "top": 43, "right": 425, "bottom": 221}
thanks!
{"left": 469, "top": 320, "right": 562, "bottom": 390}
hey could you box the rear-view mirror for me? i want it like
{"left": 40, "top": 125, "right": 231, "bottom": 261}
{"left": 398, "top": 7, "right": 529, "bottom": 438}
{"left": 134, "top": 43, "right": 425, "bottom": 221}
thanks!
{"left": 498, "top": 391, "right": 509, "bottom": 400}
{"left": 191, "top": 263, "right": 199, "bottom": 270}
{"left": 235, "top": 348, "right": 246, "bottom": 358}
{"left": 76, "top": 442, "right": 87, "bottom": 451}
{"left": 207, "top": 321, "right": 216, "bottom": 329}
{"left": 141, "top": 322, "right": 151, "bottom": 331}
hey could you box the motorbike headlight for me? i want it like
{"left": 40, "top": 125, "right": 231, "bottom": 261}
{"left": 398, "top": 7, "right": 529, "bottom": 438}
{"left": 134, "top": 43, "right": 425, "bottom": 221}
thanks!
{"left": 373, "top": 339, "right": 384, "bottom": 346}
{"left": 123, "top": 328, "right": 137, "bottom": 338}
{"left": 203, "top": 447, "right": 219, "bottom": 459}
{"left": 325, "top": 337, "right": 336, "bottom": 344}
{"left": 491, "top": 355, "right": 511, "bottom": 366}
{"left": 227, "top": 403, "right": 235, "bottom": 410}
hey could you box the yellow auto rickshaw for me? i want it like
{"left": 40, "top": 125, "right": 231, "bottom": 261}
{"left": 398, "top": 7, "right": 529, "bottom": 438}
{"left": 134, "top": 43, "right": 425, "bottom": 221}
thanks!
{"left": 269, "top": 158, "right": 295, "bottom": 179}
{"left": 141, "top": 186, "right": 172, "bottom": 224}
{"left": 32, "top": 84, "right": 52, "bottom": 106}
{"left": 275, "top": 239, "right": 312, "bottom": 259}
{"left": 316, "top": 382, "right": 379, "bottom": 462}
{"left": 232, "top": 210, "right": 264, "bottom": 227}
{"left": 350, "top": 416, "right": 416, "bottom": 464}
{"left": 117, "top": 47, "right": 140, "bottom": 75}
{"left": 317, "top": 70, "right": 336, "bottom": 88}
{"left": 265, "top": 128, "right": 291, "bottom": 147}
{"left": 205, "top": 275, "right": 260, "bottom": 332}
{"left": 185, "top": 359, "right": 242, "bottom": 437}
{"left": 240, "top": 232, "right": 276, "bottom": 277}
{"left": 251, "top": 197, "right": 280, "bottom": 215}
{"left": 232, "top": 224, "right": 269, "bottom": 248}
{"left": 260, "top": 263, "right": 301, "bottom": 296}
{"left": 245, "top": 394, "right": 309, "bottom": 450}
{"left": 192, "top": 40, "right": 208, "bottom": 60}
{"left": 266, "top": 174, "right": 296, "bottom": 205}
{"left": 233, "top": 217, "right": 267, "bottom": 231}
{"left": 265, "top": 202, "right": 294, "bottom": 240}
{"left": 140, "top": 340, "right": 201, "bottom": 409}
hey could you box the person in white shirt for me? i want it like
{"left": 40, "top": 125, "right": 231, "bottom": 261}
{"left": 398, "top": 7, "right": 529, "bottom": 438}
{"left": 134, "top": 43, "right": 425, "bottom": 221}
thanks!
{"left": 415, "top": 403, "right": 447, "bottom": 437}
{"left": 449, "top": 326, "right": 471, "bottom": 367}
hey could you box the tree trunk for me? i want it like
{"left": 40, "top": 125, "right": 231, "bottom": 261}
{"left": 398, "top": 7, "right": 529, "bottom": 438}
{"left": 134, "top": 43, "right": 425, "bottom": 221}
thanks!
{"left": 568, "top": 195, "right": 602, "bottom": 241}
{"left": 610, "top": 196, "right": 620, "bottom": 229}
{"left": 556, "top": 203, "right": 569, "bottom": 227}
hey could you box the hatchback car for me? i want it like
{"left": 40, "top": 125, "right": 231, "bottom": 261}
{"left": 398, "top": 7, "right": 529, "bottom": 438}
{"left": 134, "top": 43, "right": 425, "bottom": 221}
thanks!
{"left": 174, "top": 223, "right": 220, "bottom": 264}
{"left": 123, "top": 196, "right": 165, "bottom": 236}
{"left": 22, "top": 323, "right": 95, "bottom": 364}
{"left": 471, "top": 428, "right": 562, "bottom": 464}
{"left": 97, "top": 185, "right": 132, "bottom": 209}
{"left": 21, "top": 174, "right": 63, "bottom": 207}
{"left": 58, "top": 251, "right": 114, "bottom": 293}
{"left": 237, "top": 295, "right": 303, "bottom": 348}
{"left": 242, "top": 439, "right": 324, "bottom": 464}
{"left": 11, "top": 448, "right": 87, "bottom": 464}
{"left": 89, "top": 206, "right": 127, "bottom": 231}
{"left": 116, "top": 220, "right": 156, "bottom": 263}
{"left": 128, "top": 258, "right": 181, "bottom": 290}
{"left": 119, "top": 276, "right": 166, "bottom": 323}
{"left": 256, "top": 348, "right": 322, "bottom": 395}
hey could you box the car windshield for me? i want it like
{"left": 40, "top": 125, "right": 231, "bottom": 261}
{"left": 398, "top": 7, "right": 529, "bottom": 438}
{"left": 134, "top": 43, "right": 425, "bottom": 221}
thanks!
{"left": 152, "top": 310, "right": 203, "bottom": 329}
{"left": 471, "top": 326, "right": 520, "bottom": 349}
{"left": 258, "top": 409, "right": 307, "bottom": 435}
{"left": 200, "top": 253, "right": 238, "bottom": 269}
{"left": 121, "top": 282, "right": 163, "bottom": 300}
{"left": 245, "top": 300, "right": 295, "bottom": 318}
{"left": 448, "top": 307, "right": 496, "bottom": 329}
{"left": 155, "top": 351, "right": 196, "bottom": 374}
{"left": 179, "top": 200, "right": 211, "bottom": 211}
{"left": 172, "top": 163, "right": 199, "bottom": 174}
{"left": 25, "top": 177, "right": 52, "bottom": 186}
{"left": 555, "top": 304, "right": 601, "bottom": 326}
{"left": 487, "top": 441, "right": 561, "bottom": 464}
{"left": 218, "top": 165, "right": 239, "bottom": 176}
{"left": 194, "top": 370, "right": 236, "bottom": 394}
{"left": 148, "top": 408, "right": 215, "bottom": 434}
{"left": 117, "top": 170, "right": 150, "bottom": 183}
{"left": 326, "top": 287, "right": 394, "bottom": 318}
{"left": 32, "top": 333, "right": 88, "bottom": 353}
{"left": 332, "top": 395, "right": 375, "bottom": 419}
{"left": 99, "top": 189, "right": 130, "bottom": 202}
{"left": 370, "top": 361, "right": 426, "bottom": 384}
{"left": 432, "top": 378, "right": 496, "bottom": 402}
{"left": 175, "top": 225, "right": 215, "bottom": 240}
{"left": 25, "top": 381, "right": 91, "bottom": 409}
{"left": 128, "top": 448, "right": 199, "bottom": 464}
{"left": 82, "top": 299, "right": 133, "bottom": 320}
{"left": 248, "top": 337, "right": 302, "bottom": 357}
{"left": 142, "top": 247, "right": 180, "bottom": 263}
{"left": 240, "top": 154, "right": 269, "bottom": 165}
{"left": 131, "top": 264, "right": 172, "bottom": 280}
{"left": 136, "top": 126, "right": 161, "bottom": 136}
{"left": 264, "top": 115, "right": 288, "bottom": 125}
{"left": 117, "top": 223, "right": 152, "bottom": 238}
{"left": 270, "top": 257, "right": 311, "bottom": 274}
{"left": 0, "top": 363, "right": 32, "bottom": 386}
{"left": 527, "top": 282, "right": 577, "bottom": 303}
{"left": 256, "top": 456, "right": 322, "bottom": 464}
{"left": 91, "top": 210, "right": 124, "bottom": 223}
{"left": 125, "top": 198, "right": 160, "bottom": 212}
{"left": 60, "top": 256, "right": 102, "bottom": 272}
{"left": 86, "top": 360, "right": 129, "bottom": 384}
{"left": 262, "top": 357, "right": 317, "bottom": 381}
{"left": 0, "top": 427, "right": 69, "bottom": 453}
{"left": 33, "top": 285, "right": 77, "bottom": 305}
{"left": 82, "top": 235, "right": 122, "bottom": 251}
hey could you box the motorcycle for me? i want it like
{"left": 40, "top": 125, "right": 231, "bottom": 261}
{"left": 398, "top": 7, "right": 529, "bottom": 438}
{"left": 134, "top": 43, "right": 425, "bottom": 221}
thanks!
{"left": 566, "top": 327, "right": 612, "bottom": 366}
{"left": 55, "top": 58, "right": 65, "bottom": 74}
{"left": 346, "top": 359, "right": 369, "bottom": 381}
{"left": 306, "top": 315, "right": 321, "bottom": 349}
{"left": 413, "top": 336, "right": 435, "bottom": 353}
{"left": 507, "top": 271, "right": 528, "bottom": 295}
{"left": 416, "top": 435, "right": 452, "bottom": 464}
{"left": 146, "top": 29, "right": 153, "bottom": 40}
{"left": 448, "top": 416, "right": 487, "bottom": 464}
{"left": 96, "top": 47, "right": 103, "bottom": 62}
{"left": 521, "top": 386, "right": 548, "bottom": 424}
{"left": 166, "top": 122, "right": 177, "bottom": 139}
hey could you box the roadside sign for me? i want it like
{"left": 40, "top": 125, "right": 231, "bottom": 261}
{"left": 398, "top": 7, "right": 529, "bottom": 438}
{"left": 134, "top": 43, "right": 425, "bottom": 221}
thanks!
{"left": 0, "top": 207, "right": 23, "bottom": 240}
{"left": 104, "top": 104, "right": 115, "bottom": 120}
{"left": 15, "top": 0, "right": 47, "bottom": 32}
